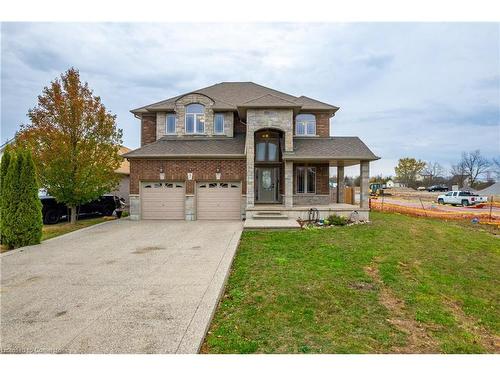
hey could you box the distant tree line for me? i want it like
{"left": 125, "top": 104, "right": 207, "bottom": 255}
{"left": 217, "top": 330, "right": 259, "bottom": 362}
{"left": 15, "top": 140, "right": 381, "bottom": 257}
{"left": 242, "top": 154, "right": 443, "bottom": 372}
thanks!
{"left": 330, "top": 150, "right": 498, "bottom": 189}
{"left": 393, "top": 150, "right": 497, "bottom": 189}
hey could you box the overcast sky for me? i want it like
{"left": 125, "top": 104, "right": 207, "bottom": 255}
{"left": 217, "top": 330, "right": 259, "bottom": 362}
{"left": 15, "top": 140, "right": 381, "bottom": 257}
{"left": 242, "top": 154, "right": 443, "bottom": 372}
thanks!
{"left": 1, "top": 23, "right": 499, "bottom": 176}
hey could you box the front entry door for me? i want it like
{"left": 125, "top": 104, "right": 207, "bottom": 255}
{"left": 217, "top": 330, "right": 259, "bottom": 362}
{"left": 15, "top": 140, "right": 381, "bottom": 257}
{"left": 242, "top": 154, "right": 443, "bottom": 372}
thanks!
{"left": 256, "top": 167, "right": 279, "bottom": 203}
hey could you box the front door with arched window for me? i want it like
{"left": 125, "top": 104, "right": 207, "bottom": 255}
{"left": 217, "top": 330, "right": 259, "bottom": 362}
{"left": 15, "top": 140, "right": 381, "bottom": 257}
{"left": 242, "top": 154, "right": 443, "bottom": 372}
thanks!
{"left": 254, "top": 130, "right": 282, "bottom": 203}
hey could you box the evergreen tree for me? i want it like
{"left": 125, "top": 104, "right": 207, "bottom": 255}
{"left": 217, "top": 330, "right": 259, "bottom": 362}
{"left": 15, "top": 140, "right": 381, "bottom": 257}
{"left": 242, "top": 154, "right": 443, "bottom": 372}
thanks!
{"left": 0, "top": 148, "right": 12, "bottom": 244}
{"left": 18, "top": 150, "right": 43, "bottom": 246}
{"left": 2, "top": 152, "right": 21, "bottom": 248}
{"left": 2, "top": 150, "right": 42, "bottom": 249}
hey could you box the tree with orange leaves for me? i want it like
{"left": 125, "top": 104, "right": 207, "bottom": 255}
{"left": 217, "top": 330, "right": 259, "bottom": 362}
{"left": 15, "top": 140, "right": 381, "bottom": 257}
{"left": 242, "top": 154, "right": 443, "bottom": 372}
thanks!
{"left": 16, "top": 68, "right": 122, "bottom": 224}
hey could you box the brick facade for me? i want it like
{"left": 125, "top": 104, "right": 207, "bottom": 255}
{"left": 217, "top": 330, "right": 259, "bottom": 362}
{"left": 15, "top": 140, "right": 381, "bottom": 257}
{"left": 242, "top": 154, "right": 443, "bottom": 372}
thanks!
{"left": 293, "top": 163, "right": 329, "bottom": 194}
{"left": 293, "top": 111, "right": 332, "bottom": 138}
{"left": 129, "top": 159, "right": 247, "bottom": 195}
{"left": 315, "top": 112, "right": 332, "bottom": 137}
{"left": 141, "top": 114, "right": 157, "bottom": 146}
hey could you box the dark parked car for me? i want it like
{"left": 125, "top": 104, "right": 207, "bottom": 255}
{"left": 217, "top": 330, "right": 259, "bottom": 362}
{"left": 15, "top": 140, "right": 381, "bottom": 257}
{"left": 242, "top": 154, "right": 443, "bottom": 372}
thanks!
{"left": 427, "top": 185, "right": 449, "bottom": 192}
{"left": 41, "top": 195, "right": 124, "bottom": 224}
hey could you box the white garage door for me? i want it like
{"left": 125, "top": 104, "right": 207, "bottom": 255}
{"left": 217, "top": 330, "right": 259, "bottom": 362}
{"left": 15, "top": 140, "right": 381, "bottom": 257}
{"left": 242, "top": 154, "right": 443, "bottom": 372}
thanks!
{"left": 197, "top": 182, "right": 241, "bottom": 220}
{"left": 141, "top": 182, "right": 185, "bottom": 220}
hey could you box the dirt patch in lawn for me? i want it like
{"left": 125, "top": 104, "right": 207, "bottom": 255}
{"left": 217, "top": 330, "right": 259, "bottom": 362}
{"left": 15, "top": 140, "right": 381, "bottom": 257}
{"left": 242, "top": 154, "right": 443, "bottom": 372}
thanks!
{"left": 441, "top": 296, "right": 500, "bottom": 353}
{"left": 364, "top": 264, "right": 439, "bottom": 353}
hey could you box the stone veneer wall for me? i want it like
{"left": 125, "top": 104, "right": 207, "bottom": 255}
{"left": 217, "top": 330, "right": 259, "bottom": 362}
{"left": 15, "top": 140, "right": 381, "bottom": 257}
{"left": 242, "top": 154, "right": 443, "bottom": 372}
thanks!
{"left": 246, "top": 108, "right": 294, "bottom": 207}
{"left": 175, "top": 94, "right": 215, "bottom": 136}
{"left": 153, "top": 98, "right": 234, "bottom": 139}
{"left": 292, "top": 194, "right": 330, "bottom": 206}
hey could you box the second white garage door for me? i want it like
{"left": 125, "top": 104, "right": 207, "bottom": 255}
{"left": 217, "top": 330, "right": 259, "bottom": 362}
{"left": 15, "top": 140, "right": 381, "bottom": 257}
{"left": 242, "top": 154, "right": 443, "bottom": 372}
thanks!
{"left": 141, "top": 182, "right": 185, "bottom": 220}
{"left": 197, "top": 182, "right": 241, "bottom": 220}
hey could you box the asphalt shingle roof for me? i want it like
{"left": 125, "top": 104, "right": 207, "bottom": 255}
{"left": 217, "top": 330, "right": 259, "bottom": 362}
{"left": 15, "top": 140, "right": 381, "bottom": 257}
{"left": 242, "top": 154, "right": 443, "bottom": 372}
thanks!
{"left": 287, "top": 137, "right": 379, "bottom": 160}
{"left": 123, "top": 134, "right": 246, "bottom": 159}
{"left": 131, "top": 82, "right": 339, "bottom": 113}
{"left": 124, "top": 134, "right": 378, "bottom": 161}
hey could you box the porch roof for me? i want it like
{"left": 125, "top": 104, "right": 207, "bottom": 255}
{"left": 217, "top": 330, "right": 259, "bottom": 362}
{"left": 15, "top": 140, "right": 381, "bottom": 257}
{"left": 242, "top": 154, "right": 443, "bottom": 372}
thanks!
{"left": 284, "top": 137, "right": 379, "bottom": 162}
{"left": 123, "top": 134, "right": 246, "bottom": 159}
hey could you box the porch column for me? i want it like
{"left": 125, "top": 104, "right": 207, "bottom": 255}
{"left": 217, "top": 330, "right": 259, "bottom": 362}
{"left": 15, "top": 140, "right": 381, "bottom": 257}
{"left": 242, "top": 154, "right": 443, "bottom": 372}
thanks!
{"left": 246, "top": 131, "right": 255, "bottom": 208}
{"left": 337, "top": 164, "right": 345, "bottom": 204}
{"left": 360, "top": 160, "right": 370, "bottom": 209}
{"left": 284, "top": 161, "right": 293, "bottom": 208}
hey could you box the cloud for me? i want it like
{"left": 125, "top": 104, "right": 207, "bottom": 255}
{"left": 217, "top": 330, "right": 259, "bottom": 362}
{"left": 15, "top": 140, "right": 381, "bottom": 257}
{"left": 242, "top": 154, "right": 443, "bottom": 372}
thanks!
{"left": 1, "top": 22, "right": 499, "bottom": 177}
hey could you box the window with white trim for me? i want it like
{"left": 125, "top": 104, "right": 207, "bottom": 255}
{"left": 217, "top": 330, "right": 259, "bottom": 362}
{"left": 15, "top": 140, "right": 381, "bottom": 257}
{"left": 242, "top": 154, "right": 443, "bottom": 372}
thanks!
{"left": 296, "top": 114, "right": 316, "bottom": 136}
{"left": 185, "top": 103, "right": 205, "bottom": 134}
{"left": 214, "top": 113, "right": 225, "bottom": 134}
{"left": 296, "top": 166, "right": 316, "bottom": 193}
{"left": 166, "top": 114, "right": 176, "bottom": 134}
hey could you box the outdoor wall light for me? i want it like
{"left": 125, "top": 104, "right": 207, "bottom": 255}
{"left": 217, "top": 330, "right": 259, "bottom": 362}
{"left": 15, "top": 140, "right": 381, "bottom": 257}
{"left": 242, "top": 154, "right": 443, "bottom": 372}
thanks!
{"left": 159, "top": 166, "right": 165, "bottom": 180}
{"left": 187, "top": 172, "right": 193, "bottom": 180}
{"left": 215, "top": 167, "right": 221, "bottom": 180}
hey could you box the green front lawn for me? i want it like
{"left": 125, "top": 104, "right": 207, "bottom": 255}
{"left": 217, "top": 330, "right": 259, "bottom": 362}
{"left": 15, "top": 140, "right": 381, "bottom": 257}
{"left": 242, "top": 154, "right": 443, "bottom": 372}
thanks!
{"left": 41, "top": 216, "right": 110, "bottom": 241}
{"left": 203, "top": 212, "right": 500, "bottom": 353}
{"left": 1, "top": 216, "right": 110, "bottom": 252}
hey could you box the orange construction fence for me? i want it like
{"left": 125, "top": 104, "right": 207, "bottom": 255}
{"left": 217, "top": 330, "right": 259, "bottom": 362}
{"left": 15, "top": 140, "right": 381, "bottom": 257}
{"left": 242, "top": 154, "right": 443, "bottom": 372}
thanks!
{"left": 370, "top": 199, "right": 500, "bottom": 227}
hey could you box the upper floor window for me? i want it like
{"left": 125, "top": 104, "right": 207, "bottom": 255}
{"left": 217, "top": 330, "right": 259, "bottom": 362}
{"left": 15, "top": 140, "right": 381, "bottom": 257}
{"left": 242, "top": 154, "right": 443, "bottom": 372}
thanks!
{"left": 255, "top": 131, "right": 280, "bottom": 162}
{"left": 296, "top": 114, "right": 316, "bottom": 136}
{"left": 214, "top": 113, "right": 225, "bottom": 134}
{"left": 185, "top": 103, "right": 205, "bottom": 134}
{"left": 166, "top": 114, "right": 176, "bottom": 134}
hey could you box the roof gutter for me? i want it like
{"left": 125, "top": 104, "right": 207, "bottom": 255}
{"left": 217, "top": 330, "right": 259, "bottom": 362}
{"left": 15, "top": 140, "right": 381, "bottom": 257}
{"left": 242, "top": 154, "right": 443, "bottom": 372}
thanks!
{"left": 124, "top": 154, "right": 246, "bottom": 160}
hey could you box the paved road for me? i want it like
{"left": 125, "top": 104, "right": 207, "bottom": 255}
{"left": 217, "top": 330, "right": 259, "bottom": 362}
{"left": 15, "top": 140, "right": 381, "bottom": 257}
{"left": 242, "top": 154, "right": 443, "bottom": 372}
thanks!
{"left": 1, "top": 219, "right": 242, "bottom": 353}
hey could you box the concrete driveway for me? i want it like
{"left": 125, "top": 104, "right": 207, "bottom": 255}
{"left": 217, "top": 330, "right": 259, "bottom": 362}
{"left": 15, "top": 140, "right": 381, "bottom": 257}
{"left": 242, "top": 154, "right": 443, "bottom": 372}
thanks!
{"left": 0, "top": 219, "right": 242, "bottom": 353}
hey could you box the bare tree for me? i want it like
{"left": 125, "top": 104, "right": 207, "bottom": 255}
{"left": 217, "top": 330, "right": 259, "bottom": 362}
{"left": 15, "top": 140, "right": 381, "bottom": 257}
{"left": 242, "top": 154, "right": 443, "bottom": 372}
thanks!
{"left": 450, "top": 162, "right": 467, "bottom": 187}
{"left": 422, "top": 161, "right": 445, "bottom": 184}
{"left": 492, "top": 157, "right": 500, "bottom": 181}
{"left": 459, "top": 150, "right": 491, "bottom": 187}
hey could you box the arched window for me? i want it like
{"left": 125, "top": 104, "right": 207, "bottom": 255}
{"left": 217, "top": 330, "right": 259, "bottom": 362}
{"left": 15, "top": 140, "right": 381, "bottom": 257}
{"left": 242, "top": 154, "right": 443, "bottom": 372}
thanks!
{"left": 185, "top": 103, "right": 205, "bottom": 134}
{"left": 296, "top": 114, "right": 316, "bottom": 136}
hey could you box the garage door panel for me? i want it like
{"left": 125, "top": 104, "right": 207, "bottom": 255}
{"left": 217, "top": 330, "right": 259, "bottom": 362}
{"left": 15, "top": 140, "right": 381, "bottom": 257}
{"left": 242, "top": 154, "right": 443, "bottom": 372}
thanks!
{"left": 141, "top": 182, "right": 185, "bottom": 220}
{"left": 197, "top": 182, "right": 241, "bottom": 220}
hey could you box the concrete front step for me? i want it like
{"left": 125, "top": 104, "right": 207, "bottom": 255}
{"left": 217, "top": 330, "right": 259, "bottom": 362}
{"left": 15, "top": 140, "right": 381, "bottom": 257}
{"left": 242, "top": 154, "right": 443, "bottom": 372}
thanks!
{"left": 252, "top": 211, "right": 289, "bottom": 220}
{"left": 244, "top": 218, "right": 301, "bottom": 229}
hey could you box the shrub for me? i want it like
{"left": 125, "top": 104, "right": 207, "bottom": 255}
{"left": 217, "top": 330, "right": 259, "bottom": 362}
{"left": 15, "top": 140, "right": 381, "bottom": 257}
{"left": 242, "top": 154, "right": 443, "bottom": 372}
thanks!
{"left": 326, "top": 214, "right": 348, "bottom": 226}
{"left": 0, "top": 148, "right": 12, "bottom": 244}
{"left": 2, "top": 149, "right": 42, "bottom": 249}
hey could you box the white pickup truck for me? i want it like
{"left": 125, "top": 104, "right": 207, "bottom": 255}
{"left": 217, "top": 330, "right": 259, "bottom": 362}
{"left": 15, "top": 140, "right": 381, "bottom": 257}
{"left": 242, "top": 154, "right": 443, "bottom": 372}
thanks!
{"left": 437, "top": 191, "right": 488, "bottom": 206}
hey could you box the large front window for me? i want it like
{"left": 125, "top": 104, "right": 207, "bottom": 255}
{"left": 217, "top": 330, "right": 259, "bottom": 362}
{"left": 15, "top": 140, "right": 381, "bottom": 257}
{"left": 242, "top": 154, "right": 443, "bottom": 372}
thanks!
{"left": 296, "top": 166, "right": 316, "bottom": 193}
{"left": 296, "top": 114, "right": 316, "bottom": 136}
{"left": 255, "top": 131, "right": 280, "bottom": 162}
{"left": 185, "top": 103, "right": 205, "bottom": 134}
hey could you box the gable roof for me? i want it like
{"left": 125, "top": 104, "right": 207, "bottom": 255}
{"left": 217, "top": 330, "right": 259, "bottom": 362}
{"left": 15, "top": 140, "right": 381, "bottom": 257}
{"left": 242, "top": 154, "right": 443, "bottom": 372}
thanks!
{"left": 131, "top": 82, "right": 339, "bottom": 114}
{"left": 241, "top": 93, "right": 301, "bottom": 108}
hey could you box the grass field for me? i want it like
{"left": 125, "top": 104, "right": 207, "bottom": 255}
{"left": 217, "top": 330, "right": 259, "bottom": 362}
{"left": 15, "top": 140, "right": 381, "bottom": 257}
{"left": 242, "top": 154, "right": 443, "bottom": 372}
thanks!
{"left": 1, "top": 216, "right": 109, "bottom": 252}
{"left": 40, "top": 216, "right": 110, "bottom": 241}
{"left": 203, "top": 212, "right": 499, "bottom": 354}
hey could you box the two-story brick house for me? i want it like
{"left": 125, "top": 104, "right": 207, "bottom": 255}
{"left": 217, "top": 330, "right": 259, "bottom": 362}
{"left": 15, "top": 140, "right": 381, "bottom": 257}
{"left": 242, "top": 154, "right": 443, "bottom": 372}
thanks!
{"left": 124, "top": 82, "right": 379, "bottom": 223}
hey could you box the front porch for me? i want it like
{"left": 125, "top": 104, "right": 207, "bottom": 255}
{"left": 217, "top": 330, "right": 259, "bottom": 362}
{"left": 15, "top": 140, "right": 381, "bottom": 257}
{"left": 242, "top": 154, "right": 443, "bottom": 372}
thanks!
{"left": 246, "top": 158, "right": 371, "bottom": 223}
{"left": 246, "top": 202, "right": 369, "bottom": 220}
